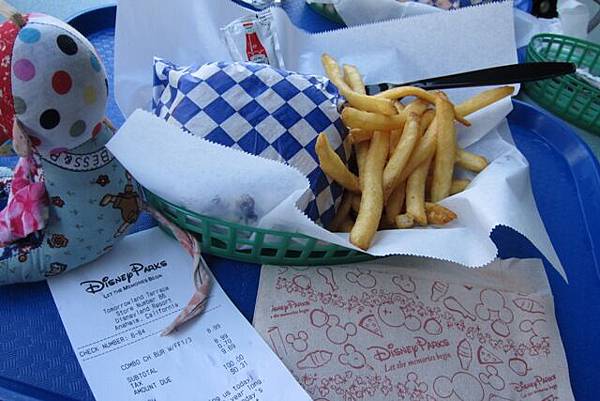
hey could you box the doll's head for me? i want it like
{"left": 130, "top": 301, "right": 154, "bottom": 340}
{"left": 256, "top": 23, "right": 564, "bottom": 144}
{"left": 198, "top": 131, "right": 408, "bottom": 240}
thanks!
{"left": 0, "top": 5, "right": 108, "bottom": 157}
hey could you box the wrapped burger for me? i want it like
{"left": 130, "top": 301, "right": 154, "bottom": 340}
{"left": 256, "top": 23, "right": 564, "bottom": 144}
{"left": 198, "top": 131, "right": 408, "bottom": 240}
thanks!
{"left": 152, "top": 59, "right": 347, "bottom": 227}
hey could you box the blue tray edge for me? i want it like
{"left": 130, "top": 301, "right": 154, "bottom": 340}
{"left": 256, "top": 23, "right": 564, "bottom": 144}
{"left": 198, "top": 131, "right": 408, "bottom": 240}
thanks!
{"left": 511, "top": 99, "right": 600, "bottom": 282}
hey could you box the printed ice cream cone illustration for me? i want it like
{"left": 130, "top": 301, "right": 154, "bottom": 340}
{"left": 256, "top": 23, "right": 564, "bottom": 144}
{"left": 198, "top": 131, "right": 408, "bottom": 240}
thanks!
{"left": 457, "top": 339, "right": 473, "bottom": 370}
{"left": 431, "top": 281, "right": 449, "bottom": 302}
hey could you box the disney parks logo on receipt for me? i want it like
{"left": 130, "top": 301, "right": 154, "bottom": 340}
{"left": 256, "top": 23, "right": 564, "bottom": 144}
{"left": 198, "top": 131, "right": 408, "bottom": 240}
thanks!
{"left": 80, "top": 260, "right": 168, "bottom": 294}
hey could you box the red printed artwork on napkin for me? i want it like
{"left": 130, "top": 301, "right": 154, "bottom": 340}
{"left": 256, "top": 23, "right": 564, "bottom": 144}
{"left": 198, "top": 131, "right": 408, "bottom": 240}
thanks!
{"left": 253, "top": 259, "right": 575, "bottom": 401}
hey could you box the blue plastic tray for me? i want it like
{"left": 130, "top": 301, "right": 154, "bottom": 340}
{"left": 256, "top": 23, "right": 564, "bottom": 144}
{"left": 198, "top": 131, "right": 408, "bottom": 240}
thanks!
{"left": 1, "top": 3, "right": 599, "bottom": 401}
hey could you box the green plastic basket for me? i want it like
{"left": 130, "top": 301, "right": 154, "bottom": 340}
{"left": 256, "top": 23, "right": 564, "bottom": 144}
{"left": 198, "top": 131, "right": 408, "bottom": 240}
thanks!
{"left": 306, "top": 2, "right": 345, "bottom": 24}
{"left": 525, "top": 34, "right": 600, "bottom": 134}
{"left": 145, "top": 191, "right": 374, "bottom": 266}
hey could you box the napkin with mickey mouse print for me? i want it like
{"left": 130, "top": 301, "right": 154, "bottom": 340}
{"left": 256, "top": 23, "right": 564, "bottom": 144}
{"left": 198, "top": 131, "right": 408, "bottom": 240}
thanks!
{"left": 253, "top": 257, "right": 574, "bottom": 401}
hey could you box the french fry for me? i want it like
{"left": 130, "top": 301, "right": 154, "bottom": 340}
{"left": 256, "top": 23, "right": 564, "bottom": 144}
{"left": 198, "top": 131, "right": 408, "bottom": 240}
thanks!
{"left": 329, "top": 192, "right": 353, "bottom": 232}
{"left": 339, "top": 218, "right": 354, "bottom": 233}
{"left": 394, "top": 101, "right": 405, "bottom": 113}
{"left": 405, "top": 98, "right": 429, "bottom": 115}
{"left": 334, "top": 62, "right": 368, "bottom": 220}
{"left": 384, "top": 181, "right": 406, "bottom": 226}
{"left": 383, "top": 112, "right": 421, "bottom": 199}
{"left": 456, "top": 149, "right": 488, "bottom": 172}
{"left": 413, "top": 111, "right": 437, "bottom": 185}
{"left": 342, "top": 134, "right": 353, "bottom": 161}
{"left": 350, "top": 131, "right": 389, "bottom": 250}
{"left": 421, "top": 109, "right": 435, "bottom": 133}
{"left": 450, "top": 179, "right": 470, "bottom": 195}
{"left": 355, "top": 141, "right": 369, "bottom": 184}
{"left": 394, "top": 109, "right": 438, "bottom": 186}
{"left": 343, "top": 64, "right": 366, "bottom": 95}
{"left": 406, "top": 155, "right": 432, "bottom": 226}
{"left": 425, "top": 202, "right": 457, "bottom": 225}
{"left": 343, "top": 64, "right": 371, "bottom": 150}
{"left": 322, "top": 54, "right": 396, "bottom": 115}
{"left": 343, "top": 64, "right": 373, "bottom": 183}
{"left": 389, "top": 100, "right": 427, "bottom": 153}
{"left": 349, "top": 128, "right": 373, "bottom": 144}
{"left": 395, "top": 213, "right": 415, "bottom": 229}
{"left": 375, "top": 86, "right": 438, "bottom": 104}
{"left": 376, "top": 86, "right": 470, "bottom": 126}
{"left": 342, "top": 107, "right": 406, "bottom": 131}
{"left": 430, "top": 93, "right": 456, "bottom": 202}
{"left": 389, "top": 129, "right": 403, "bottom": 156}
{"left": 351, "top": 193, "right": 361, "bottom": 213}
{"left": 316, "top": 133, "right": 361, "bottom": 192}
{"left": 454, "top": 113, "right": 471, "bottom": 127}
{"left": 455, "top": 86, "right": 514, "bottom": 117}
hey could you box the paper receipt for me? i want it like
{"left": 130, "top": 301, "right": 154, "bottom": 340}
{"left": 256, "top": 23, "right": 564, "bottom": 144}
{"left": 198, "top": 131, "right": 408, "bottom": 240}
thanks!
{"left": 48, "top": 227, "right": 311, "bottom": 401}
{"left": 253, "top": 258, "right": 575, "bottom": 401}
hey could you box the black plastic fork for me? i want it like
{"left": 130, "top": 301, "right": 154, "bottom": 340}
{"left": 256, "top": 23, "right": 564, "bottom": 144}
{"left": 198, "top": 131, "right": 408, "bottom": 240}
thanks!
{"left": 365, "top": 62, "right": 576, "bottom": 95}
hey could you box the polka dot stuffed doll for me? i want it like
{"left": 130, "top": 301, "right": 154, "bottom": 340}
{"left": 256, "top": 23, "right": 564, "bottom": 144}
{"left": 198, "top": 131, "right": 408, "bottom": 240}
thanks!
{"left": 0, "top": 3, "right": 209, "bottom": 335}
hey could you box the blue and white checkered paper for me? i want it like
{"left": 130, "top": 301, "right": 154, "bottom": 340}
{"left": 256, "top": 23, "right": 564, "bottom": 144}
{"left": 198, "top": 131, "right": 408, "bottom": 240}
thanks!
{"left": 152, "top": 58, "right": 347, "bottom": 226}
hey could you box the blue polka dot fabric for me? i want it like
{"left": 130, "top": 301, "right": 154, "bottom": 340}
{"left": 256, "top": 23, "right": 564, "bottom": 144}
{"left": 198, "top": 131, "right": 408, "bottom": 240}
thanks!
{"left": 152, "top": 58, "right": 348, "bottom": 226}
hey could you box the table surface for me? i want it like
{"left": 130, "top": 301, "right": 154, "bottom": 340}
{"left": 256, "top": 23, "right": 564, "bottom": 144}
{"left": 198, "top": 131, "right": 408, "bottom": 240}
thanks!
{"left": 1, "top": 2, "right": 599, "bottom": 400}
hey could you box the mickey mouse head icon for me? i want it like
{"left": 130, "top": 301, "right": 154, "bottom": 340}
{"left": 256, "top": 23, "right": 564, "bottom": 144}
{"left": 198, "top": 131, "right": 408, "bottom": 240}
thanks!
{"left": 286, "top": 330, "right": 309, "bottom": 352}
{"left": 338, "top": 344, "right": 367, "bottom": 369}
{"left": 392, "top": 275, "right": 416, "bottom": 293}
{"left": 520, "top": 319, "right": 546, "bottom": 344}
{"left": 346, "top": 269, "right": 376, "bottom": 289}
{"left": 377, "top": 302, "right": 421, "bottom": 331}
{"left": 403, "top": 372, "right": 428, "bottom": 397}
{"left": 479, "top": 365, "right": 505, "bottom": 391}
{"left": 310, "top": 309, "right": 357, "bottom": 345}
{"left": 475, "top": 289, "right": 514, "bottom": 337}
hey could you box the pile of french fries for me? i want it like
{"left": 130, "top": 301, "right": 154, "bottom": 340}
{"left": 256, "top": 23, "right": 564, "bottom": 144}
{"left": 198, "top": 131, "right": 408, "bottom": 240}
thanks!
{"left": 316, "top": 54, "right": 514, "bottom": 250}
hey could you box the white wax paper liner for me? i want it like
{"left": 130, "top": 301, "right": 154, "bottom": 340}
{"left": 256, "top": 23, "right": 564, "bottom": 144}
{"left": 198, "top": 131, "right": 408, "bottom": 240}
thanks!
{"left": 108, "top": 108, "right": 566, "bottom": 282}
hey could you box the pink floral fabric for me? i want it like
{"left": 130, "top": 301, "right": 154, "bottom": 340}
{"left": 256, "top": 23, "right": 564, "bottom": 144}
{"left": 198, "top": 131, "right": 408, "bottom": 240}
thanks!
{"left": 0, "top": 16, "right": 24, "bottom": 146}
{"left": 0, "top": 156, "right": 48, "bottom": 246}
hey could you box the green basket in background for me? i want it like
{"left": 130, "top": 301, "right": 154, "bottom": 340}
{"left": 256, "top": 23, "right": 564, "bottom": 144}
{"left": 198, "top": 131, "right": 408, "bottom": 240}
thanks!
{"left": 525, "top": 34, "right": 600, "bottom": 134}
{"left": 306, "top": 1, "right": 345, "bottom": 24}
{"left": 145, "top": 191, "right": 374, "bottom": 266}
